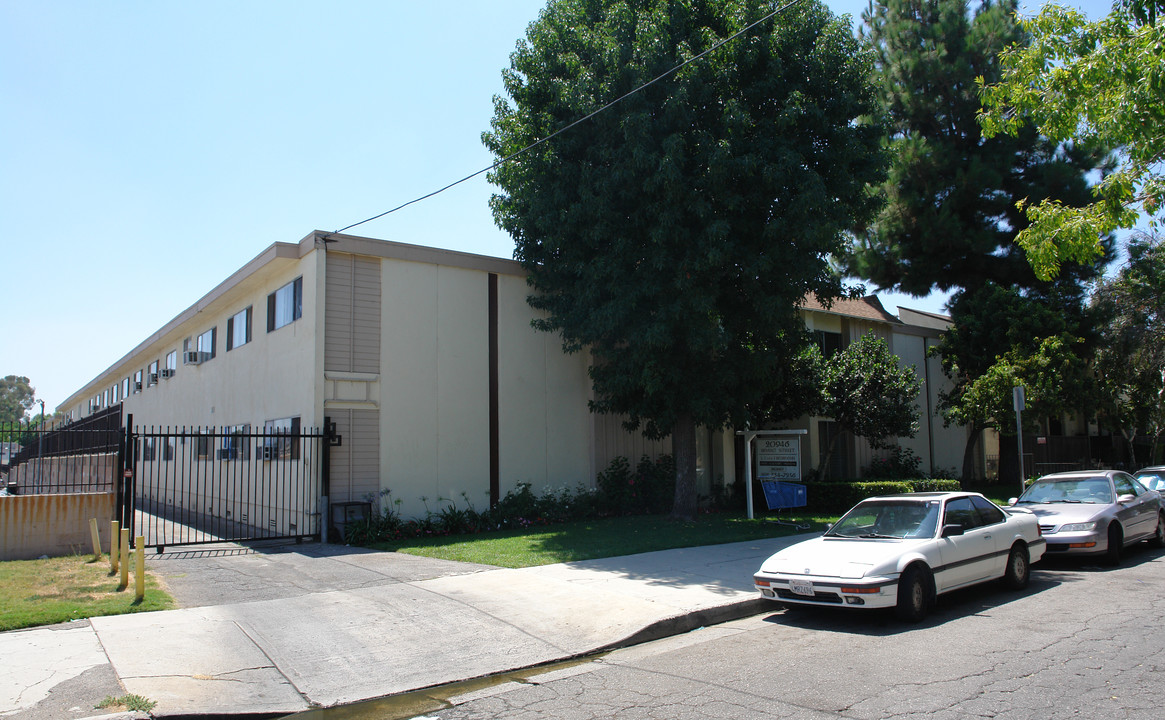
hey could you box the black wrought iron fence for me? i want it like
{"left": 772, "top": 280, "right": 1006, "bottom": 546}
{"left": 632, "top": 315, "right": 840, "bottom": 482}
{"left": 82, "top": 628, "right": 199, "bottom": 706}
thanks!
{"left": 125, "top": 424, "right": 326, "bottom": 550}
{"left": 1, "top": 405, "right": 122, "bottom": 494}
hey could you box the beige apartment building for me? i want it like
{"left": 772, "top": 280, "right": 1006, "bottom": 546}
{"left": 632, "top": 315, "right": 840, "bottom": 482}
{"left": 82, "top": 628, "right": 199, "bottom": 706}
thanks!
{"left": 60, "top": 231, "right": 970, "bottom": 519}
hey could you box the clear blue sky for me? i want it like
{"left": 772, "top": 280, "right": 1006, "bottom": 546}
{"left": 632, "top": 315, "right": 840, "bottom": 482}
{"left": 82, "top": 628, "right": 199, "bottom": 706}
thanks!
{"left": 0, "top": 1, "right": 1111, "bottom": 413}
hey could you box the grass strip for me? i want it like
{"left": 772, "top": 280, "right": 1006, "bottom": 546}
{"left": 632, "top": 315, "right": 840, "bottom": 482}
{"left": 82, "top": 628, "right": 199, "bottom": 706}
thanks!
{"left": 0, "top": 554, "right": 175, "bottom": 631}
{"left": 366, "top": 512, "right": 833, "bottom": 568}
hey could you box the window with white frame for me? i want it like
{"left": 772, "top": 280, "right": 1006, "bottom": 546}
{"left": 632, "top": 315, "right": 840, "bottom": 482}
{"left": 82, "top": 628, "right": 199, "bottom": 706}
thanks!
{"left": 226, "top": 307, "right": 252, "bottom": 351}
{"left": 267, "top": 277, "right": 302, "bottom": 332}
{"left": 263, "top": 416, "right": 300, "bottom": 460}
{"left": 165, "top": 350, "right": 177, "bottom": 378}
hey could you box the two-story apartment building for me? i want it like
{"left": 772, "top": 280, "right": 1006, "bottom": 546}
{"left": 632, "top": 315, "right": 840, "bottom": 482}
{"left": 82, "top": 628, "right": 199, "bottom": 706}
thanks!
{"left": 59, "top": 231, "right": 969, "bottom": 521}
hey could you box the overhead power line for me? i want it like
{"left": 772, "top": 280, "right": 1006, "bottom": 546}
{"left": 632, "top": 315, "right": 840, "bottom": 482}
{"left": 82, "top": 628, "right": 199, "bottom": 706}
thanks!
{"left": 330, "top": 0, "right": 807, "bottom": 237}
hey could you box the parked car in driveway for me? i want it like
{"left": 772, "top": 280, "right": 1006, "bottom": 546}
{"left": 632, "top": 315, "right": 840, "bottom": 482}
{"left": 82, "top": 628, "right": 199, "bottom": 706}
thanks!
{"left": 1008, "top": 470, "right": 1165, "bottom": 564}
{"left": 753, "top": 492, "right": 1046, "bottom": 622}
{"left": 1134, "top": 466, "right": 1165, "bottom": 493}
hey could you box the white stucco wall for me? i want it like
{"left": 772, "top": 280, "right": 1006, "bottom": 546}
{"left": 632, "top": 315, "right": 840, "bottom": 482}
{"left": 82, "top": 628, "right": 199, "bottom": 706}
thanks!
{"left": 496, "top": 273, "right": 592, "bottom": 494}
{"left": 63, "top": 248, "right": 320, "bottom": 432}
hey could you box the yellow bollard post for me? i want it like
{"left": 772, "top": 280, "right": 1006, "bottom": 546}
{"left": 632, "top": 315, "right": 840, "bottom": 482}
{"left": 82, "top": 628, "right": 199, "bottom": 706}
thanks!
{"left": 119, "top": 528, "right": 130, "bottom": 590}
{"left": 90, "top": 518, "right": 102, "bottom": 561}
{"left": 134, "top": 536, "right": 145, "bottom": 601}
{"left": 110, "top": 521, "right": 120, "bottom": 573}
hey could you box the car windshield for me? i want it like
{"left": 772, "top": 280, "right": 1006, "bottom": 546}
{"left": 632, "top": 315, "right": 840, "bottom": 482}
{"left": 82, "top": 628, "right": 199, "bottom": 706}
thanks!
{"left": 1017, "top": 477, "right": 1114, "bottom": 504}
{"left": 826, "top": 500, "right": 940, "bottom": 539}
{"left": 1135, "top": 473, "right": 1165, "bottom": 492}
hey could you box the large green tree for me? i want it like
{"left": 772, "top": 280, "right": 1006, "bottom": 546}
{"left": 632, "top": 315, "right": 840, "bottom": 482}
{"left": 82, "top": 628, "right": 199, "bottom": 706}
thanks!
{"left": 1091, "top": 232, "right": 1165, "bottom": 465}
{"left": 933, "top": 283, "right": 1095, "bottom": 479}
{"left": 0, "top": 375, "right": 36, "bottom": 425}
{"left": 484, "top": 0, "right": 885, "bottom": 519}
{"left": 979, "top": 2, "right": 1165, "bottom": 280}
{"left": 847, "top": 0, "right": 1112, "bottom": 295}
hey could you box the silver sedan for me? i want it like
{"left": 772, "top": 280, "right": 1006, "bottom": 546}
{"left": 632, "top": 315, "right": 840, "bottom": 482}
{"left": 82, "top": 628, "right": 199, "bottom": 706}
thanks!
{"left": 1009, "top": 470, "right": 1165, "bottom": 564}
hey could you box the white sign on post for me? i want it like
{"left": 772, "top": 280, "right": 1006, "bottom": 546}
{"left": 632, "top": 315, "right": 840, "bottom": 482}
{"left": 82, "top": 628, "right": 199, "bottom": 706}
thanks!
{"left": 757, "top": 436, "right": 801, "bottom": 482}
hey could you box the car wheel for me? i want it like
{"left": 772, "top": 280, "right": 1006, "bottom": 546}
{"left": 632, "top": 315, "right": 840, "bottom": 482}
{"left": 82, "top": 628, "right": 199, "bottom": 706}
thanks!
{"left": 1002, "top": 544, "right": 1030, "bottom": 590}
{"left": 1150, "top": 513, "right": 1165, "bottom": 549}
{"left": 1104, "top": 523, "right": 1123, "bottom": 566}
{"left": 895, "top": 566, "right": 931, "bottom": 622}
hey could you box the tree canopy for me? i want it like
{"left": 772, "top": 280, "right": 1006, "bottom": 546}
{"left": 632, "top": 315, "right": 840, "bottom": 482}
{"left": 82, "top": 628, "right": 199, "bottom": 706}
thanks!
{"left": 0, "top": 375, "right": 36, "bottom": 425}
{"left": 847, "top": 0, "right": 1112, "bottom": 296}
{"left": 817, "top": 333, "right": 921, "bottom": 480}
{"left": 1091, "top": 232, "right": 1165, "bottom": 465}
{"left": 484, "top": 0, "right": 886, "bottom": 518}
{"left": 978, "top": 3, "right": 1165, "bottom": 280}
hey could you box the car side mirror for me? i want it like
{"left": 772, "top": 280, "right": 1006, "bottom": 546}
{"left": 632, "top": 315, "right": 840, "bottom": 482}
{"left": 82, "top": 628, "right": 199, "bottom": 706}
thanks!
{"left": 941, "top": 523, "right": 964, "bottom": 538}
{"left": 1117, "top": 493, "right": 1136, "bottom": 504}
{"left": 1007, "top": 497, "right": 1018, "bottom": 506}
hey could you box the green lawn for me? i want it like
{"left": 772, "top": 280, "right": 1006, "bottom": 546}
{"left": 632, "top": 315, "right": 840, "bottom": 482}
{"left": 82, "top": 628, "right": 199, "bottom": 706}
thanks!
{"left": 366, "top": 512, "right": 833, "bottom": 568}
{"left": 0, "top": 555, "right": 175, "bottom": 632}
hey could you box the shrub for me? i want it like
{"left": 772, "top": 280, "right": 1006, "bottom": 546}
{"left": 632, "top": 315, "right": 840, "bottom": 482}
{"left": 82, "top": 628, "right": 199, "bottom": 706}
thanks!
{"left": 865, "top": 446, "right": 925, "bottom": 479}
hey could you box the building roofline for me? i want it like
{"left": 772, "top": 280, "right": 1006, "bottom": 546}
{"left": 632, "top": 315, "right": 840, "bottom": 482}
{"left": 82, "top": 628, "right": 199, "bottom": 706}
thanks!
{"left": 61, "top": 233, "right": 523, "bottom": 411}
{"left": 307, "top": 231, "right": 523, "bottom": 276}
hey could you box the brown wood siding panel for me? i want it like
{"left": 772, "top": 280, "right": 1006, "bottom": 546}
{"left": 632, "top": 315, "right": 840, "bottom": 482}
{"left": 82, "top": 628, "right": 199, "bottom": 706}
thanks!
{"left": 325, "top": 254, "right": 382, "bottom": 373}
{"left": 325, "top": 256, "right": 355, "bottom": 372}
{"left": 592, "top": 411, "right": 669, "bottom": 478}
{"left": 352, "top": 256, "right": 381, "bottom": 373}
{"left": 328, "top": 409, "right": 381, "bottom": 503}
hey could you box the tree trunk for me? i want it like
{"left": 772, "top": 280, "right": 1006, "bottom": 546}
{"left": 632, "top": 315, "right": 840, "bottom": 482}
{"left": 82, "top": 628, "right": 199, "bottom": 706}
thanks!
{"left": 961, "top": 425, "right": 981, "bottom": 483}
{"left": 1123, "top": 429, "right": 1138, "bottom": 470}
{"left": 671, "top": 413, "right": 698, "bottom": 521}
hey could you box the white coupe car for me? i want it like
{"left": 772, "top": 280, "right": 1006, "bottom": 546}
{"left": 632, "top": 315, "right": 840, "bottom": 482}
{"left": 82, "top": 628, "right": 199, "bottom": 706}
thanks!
{"left": 754, "top": 491, "right": 1046, "bottom": 622}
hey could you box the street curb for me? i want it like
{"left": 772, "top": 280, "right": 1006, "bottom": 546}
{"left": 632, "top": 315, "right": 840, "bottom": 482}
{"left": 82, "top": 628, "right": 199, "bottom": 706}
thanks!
{"left": 603, "top": 597, "right": 773, "bottom": 651}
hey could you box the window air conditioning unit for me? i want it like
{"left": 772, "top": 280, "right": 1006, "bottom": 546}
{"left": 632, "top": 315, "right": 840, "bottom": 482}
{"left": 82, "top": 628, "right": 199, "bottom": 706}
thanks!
{"left": 133, "top": 381, "right": 143, "bottom": 392}
{"left": 258, "top": 446, "right": 277, "bottom": 460}
{"left": 183, "top": 350, "right": 208, "bottom": 365}
{"left": 148, "top": 373, "right": 159, "bottom": 385}
{"left": 217, "top": 448, "right": 238, "bottom": 460}
{"left": 161, "top": 368, "right": 175, "bottom": 378}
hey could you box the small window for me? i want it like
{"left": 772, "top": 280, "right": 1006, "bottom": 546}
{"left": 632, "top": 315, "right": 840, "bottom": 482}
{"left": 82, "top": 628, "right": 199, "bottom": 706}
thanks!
{"left": 122, "top": 377, "right": 130, "bottom": 398}
{"left": 815, "top": 330, "right": 843, "bottom": 358}
{"left": 944, "top": 497, "right": 980, "bottom": 530}
{"left": 195, "top": 432, "right": 210, "bottom": 460}
{"left": 970, "top": 495, "right": 1005, "bottom": 525}
{"left": 142, "top": 438, "right": 156, "bottom": 462}
{"left": 226, "top": 307, "right": 253, "bottom": 351}
{"left": 104, "top": 389, "right": 111, "bottom": 406}
{"left": 267, "top": 277, "right": 303, "bottom": 332}
{"left": 263, "top": 416, "right": 301, "bottom": 460}
{"left": 197, "top": 327, "right": 217, "bottom": 359}
{"left": 148, "top": 360, "right": 159, "bottom": 386}
{"left": 165, "top": 351, "right": 177, "bottom": 378}
{"left": 133, "top": 370, "right": 143, "bottom": 393}
{"left": 1114, "top": 473, "right": 1139, "bottom": 497}
{"left": 220, "top": 424, "right": 251, "bottom": 460}
{"left": 112, "top": 384, "right": 120, "bottom": 404}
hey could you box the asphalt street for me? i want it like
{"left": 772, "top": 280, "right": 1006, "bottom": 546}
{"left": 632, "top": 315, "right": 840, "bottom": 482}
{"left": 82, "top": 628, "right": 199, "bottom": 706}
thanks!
{"left": 392, "top": 546, "right": 1165, "bottom": 720}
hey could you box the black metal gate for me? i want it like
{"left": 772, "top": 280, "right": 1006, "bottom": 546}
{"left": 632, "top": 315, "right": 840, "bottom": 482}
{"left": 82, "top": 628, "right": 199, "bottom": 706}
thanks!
{"left": 118, "top": 416, "right": 329, "bottom": 551}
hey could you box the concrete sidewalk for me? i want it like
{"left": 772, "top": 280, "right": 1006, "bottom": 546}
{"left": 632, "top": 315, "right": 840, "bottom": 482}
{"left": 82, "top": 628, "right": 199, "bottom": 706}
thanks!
{"left": 1, "top": 533, "right": 811, "bottom": 719}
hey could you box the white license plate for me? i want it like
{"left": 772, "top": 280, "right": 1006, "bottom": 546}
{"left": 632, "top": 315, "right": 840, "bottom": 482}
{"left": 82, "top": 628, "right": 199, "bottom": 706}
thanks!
{"left": 789, "top": 579, "right": 814, "bottom": 597}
